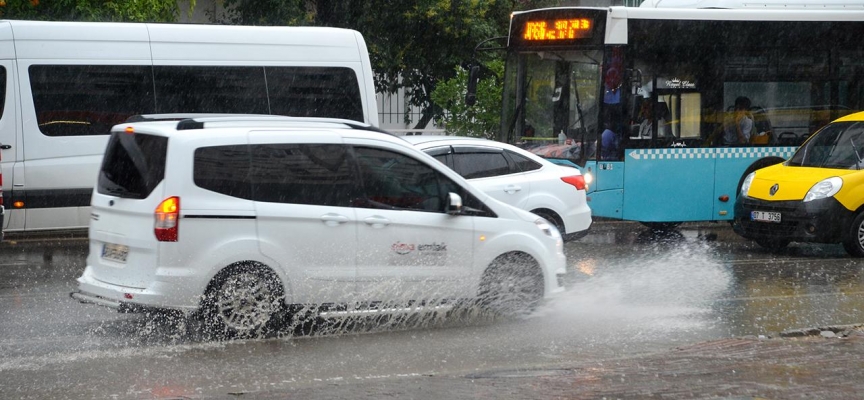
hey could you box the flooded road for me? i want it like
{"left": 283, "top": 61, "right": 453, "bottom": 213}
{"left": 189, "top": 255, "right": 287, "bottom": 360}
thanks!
{"left": 1, "top": 223, "right": 863, "bottom": 399}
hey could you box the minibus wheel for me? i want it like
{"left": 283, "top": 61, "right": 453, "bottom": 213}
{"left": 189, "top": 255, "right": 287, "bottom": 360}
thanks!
{"left": 477, "top": 252, "right": 544, "bottom": 318}
{"left": 201, "top": 263, "right": 285, "bottom": 339}
{"left": 842, "top": 212, "right": 864, "bottom": 258}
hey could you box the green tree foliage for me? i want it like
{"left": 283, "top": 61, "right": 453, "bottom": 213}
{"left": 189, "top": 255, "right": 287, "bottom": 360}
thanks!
{"left": 219, "top": 0, "right": 559, "bottom": 130}
{"left": 431, "top": 60, "right": 503, "bottom": 138}
{"left": 0, "top": 0, "right": 181, "bottom": 22}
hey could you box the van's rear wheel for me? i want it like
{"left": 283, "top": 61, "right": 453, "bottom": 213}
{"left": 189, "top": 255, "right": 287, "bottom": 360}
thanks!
{"left": 202, "top": 265, "right": 284, "bottom": 339}
{"left": 478, "top": 253, "right": 544, "bottom": 318}
{"left": 842, "top": 212, "right": 864, "bottom": 257}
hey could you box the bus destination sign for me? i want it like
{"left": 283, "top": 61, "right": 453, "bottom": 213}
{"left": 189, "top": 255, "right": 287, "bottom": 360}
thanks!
{"left": 522, "top": 18, "right": 594, "bottom": 41}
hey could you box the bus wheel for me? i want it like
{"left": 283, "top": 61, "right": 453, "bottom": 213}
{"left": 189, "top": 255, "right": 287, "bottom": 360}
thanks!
{"left": 640, "top": 222, "right": 682, "bottom": 231}
{"left": 842, "top": 212, "right": 864, "bottom": 257}
{"left": 755, "top": 238, "right": 790, "bottom": 251}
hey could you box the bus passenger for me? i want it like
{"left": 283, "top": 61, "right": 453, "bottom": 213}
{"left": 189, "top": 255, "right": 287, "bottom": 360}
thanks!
{"left": 601, "top": 122, "right": 619, "bottom": 160}
{"left": 723, "top": 96, "right": 754, "bottom": 145}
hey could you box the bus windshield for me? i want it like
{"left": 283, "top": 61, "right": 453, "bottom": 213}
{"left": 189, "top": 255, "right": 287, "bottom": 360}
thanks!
{"left": 501, "top": 50, "right": 602, "bottom": 154}
{"left": 788, "top": 121, "right": 864, "bottom": 169}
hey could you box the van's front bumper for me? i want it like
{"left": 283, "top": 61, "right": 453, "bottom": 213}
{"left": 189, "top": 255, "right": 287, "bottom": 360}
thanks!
{"left": 733, "top": 196, "right": 853, "bottom": 244}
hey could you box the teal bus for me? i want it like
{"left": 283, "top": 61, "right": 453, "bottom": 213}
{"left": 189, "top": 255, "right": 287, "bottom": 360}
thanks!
{"left": 483, "top": 5, "right": 864, "bottom": 228}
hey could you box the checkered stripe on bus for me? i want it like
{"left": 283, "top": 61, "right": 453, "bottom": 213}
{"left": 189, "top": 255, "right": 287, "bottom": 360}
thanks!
{"left": 627, "top": 147, "right": 796, "bottom": 160}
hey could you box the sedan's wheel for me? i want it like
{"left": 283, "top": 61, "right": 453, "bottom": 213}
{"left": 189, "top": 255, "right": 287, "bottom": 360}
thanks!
{"left": 203, "top": 267, "right": 283, "bottom": 339}
{"left": 842, "top": 212, "right": 864, "bottom": 258}
{"left": 478, "top": 253, "right": 544, "bottom": 318}
{"left": 534, "top": 210, "right": 568, "bottom": 240}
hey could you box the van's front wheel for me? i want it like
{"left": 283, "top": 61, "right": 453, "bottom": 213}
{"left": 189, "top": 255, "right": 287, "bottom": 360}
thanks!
{"left": 201, "top": 265, "right": 284, "bottom": 339}
{"left": 477, "top": 253, "right": 544, "bottom": 318}
{"left": 842, "top": 212, "right": 864, "bottom": 257}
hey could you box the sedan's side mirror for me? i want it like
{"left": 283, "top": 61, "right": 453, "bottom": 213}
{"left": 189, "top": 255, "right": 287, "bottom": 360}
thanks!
{"left": 446, "top": 192, "right": 463, "bottom": 215}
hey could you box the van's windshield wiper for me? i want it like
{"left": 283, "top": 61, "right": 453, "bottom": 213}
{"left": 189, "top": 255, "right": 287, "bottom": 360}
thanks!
{"left": 851, "top": 138, "right": 862, "bottom": 171}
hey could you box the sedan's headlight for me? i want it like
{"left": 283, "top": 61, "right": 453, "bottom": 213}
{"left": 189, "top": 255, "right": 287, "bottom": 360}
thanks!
{"left": 535, "top": 218, "right": 561, "bottom": 239}
{"left": 740, "top": 172, "right": 755, "bottom": 197}
{"left": 804, "top": 177, "right": 842, "bottom": 202}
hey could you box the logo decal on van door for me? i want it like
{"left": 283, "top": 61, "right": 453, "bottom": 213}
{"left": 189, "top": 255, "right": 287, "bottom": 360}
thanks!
{"left": 392, "top": 242, "right": 448, "bottom": 255}
{"left": 392, "top": 242, "right": 415, "bottom": 255}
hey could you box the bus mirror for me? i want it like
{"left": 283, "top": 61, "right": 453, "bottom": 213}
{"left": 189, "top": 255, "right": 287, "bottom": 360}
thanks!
{"left": 465, "top": 64, "right": 480, "bottom": 106}
{"left": 628, "top": 68, "right": 642, "bottom": 91}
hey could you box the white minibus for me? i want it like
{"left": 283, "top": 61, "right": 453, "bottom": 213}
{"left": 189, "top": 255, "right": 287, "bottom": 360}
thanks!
{"left": 0, "top": 20, "right": 379, "bottom": 237}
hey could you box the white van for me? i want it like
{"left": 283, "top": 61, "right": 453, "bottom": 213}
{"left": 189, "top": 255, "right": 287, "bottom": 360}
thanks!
{"left": 0, "top": 20, "right": 379, "bottom": 237}
{"left": 71, "top": 116, "right": 567, "bottom": 337}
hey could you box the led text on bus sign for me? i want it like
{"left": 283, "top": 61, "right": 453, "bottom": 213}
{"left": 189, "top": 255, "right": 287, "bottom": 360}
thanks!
{"left": 522, "top": 18, "right": 593, "bottom": 41}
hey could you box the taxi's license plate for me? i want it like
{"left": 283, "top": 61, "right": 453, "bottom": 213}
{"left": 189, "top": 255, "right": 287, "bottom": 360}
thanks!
{"left": 751, "top": 211, "right": 781, "bottom": 223}
{"left": 102, "top": 243, "right": 129, "bottom": 263}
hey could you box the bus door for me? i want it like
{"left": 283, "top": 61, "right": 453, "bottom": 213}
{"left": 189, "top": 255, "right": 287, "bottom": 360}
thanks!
{"left": 620, "top": 79, "right": 715, "bottom": 223}
{"left": 0, "top": 27, "right": 18, "bottom": 231}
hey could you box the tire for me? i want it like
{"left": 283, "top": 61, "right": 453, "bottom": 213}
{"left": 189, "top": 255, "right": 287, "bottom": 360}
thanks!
{"left": 477, "top": 253, "right": 544, "bottom": 318}
{"left": 842, "top": 212, "right": 864, "bottom": 257}
{"left": 755, "top": 237, "right": 790, "bottom": 251}
{"left": 201, "top": 264, "right": 285, "bottom": 339}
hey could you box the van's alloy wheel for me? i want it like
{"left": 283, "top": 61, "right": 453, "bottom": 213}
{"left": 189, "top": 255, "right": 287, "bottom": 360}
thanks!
{"left": 211, "top": 271, "right": 280, "bottom": 334}
{"left": 842, "top": 212, "right": 864, "bottom": 258}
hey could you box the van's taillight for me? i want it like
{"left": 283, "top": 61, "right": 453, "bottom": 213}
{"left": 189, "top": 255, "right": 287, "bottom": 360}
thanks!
{"left": 561, "top": 175, "right": 586, "bottom": 191}
{"left": 154, "top": 196, "right": 179, "bottom": 242}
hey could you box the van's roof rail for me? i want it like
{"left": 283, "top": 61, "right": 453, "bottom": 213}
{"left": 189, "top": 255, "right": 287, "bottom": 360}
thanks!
{"left": 125, "top": 113, "right": 395, "bottom": 136}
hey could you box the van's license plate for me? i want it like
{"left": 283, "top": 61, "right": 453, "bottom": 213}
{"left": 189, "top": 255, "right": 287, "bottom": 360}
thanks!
{"left": 102, "top": 243, "right": 129, "bottom": 263}
{"left": 751, "top": 211, "right": 781, "bottom": 223}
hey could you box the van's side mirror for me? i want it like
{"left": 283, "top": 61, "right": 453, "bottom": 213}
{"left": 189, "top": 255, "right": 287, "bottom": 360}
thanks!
{"left": 446, "top": 192, "right": 463, "bottom": 215}
{"left": 465, "top": 65, "right": 480, "bottom": 106}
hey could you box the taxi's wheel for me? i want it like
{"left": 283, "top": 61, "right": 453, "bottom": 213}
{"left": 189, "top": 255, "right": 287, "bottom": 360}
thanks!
{"left": 842, "top": 212, "right": 864, "bottom": 257}
{"left": 202, "top": 264, "right": 284, "bottom": 339}
{"left": 478, "top": 253, "right": 544, "bottom": 318}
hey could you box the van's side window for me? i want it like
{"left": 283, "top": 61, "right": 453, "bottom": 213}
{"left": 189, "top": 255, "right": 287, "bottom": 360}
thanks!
{"left": 353, "top": 147, "right": 444, "bottom": 212}
{"left": 266, "top": 67, "right": 363, "bottom": 122}
{"left": 248, "top": 143, "right": 357, "bottom": 207}
{"left": 194, "top": 145, "right": 254, "bottom": 200}
{"left": 154, "top": 66, "right": 269, "bottom": 114}
{"left": 30, "top": 65, "right": 155, "bottom": 136}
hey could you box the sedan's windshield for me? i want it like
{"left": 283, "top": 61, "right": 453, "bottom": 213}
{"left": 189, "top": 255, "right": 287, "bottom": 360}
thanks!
{"left": 787, "top": 121, "right": 864, "bottom": 169}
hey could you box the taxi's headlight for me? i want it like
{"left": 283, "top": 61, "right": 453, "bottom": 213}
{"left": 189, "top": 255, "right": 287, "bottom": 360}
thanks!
{"left": 535, "top": 218, "right": 561, "bottom": 239}
{"left": 740, "top": 172, "right": 755, "bottom": 197}
{"left": 804, "top": 177, "right": 842, "bottom": 202}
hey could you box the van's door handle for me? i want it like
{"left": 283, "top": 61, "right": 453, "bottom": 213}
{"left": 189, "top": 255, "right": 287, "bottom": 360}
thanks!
{"left": 0, "top": 144, "right": 10, "bottom": 150}
{"left": 320, "top": 213, "right": 349, "bottom": 227}
{"left": 363, "top": 216, "right": 390, "bottom": 228}
{"left": 504, "top": 185, "right": 522, "bottom": 194}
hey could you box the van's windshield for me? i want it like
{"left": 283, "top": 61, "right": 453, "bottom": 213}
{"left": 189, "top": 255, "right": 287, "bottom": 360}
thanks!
{"left": 787, "top": 121, "right": 864, "bottom": 170}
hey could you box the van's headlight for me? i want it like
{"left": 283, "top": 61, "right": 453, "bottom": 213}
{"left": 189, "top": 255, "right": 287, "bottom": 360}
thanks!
{"left": 535, "top": 218, "right": 561, "bottom": 238}
{"left": 804, "top": 177, "right": 842, "bottom": 202}
{"left": 740, "top": 172, "right": 755, "bottom": 197}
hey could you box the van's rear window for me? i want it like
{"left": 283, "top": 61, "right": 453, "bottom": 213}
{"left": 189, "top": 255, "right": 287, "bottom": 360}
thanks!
{"left": 98, "top": 132, "right": 167, "bottom": 199}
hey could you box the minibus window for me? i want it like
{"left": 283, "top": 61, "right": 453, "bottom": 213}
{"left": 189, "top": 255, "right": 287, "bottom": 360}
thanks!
{"left": 30, "top": 65, "right": 155, "bottom": 136}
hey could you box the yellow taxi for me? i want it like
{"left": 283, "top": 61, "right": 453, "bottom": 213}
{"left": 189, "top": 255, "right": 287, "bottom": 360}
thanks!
{"left": 734, "top": 111, "right": 864, "bottom": 257}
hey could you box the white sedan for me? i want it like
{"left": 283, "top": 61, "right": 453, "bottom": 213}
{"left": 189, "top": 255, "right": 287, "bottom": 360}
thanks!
{"left": 403, "top": 135, "right": 592, "bottom": 241}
